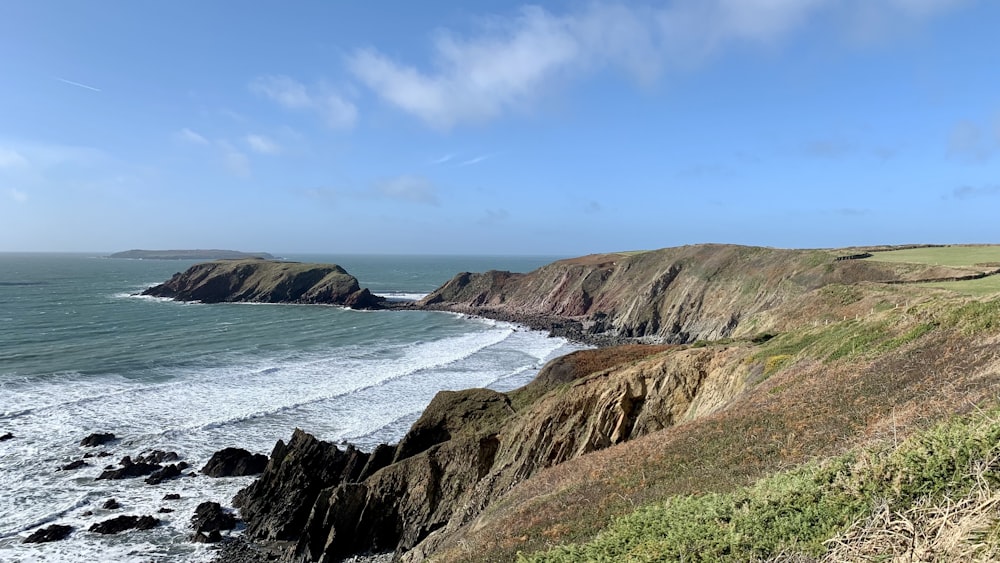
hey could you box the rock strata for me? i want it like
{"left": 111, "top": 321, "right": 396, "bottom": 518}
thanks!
{"left": 142, "top": 260, "right": 382, "bottom": 308}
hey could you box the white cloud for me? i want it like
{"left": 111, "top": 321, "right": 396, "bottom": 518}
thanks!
{"left": 0, "top": 148, "right": 28, "bottom": 168}
{"left": 245, "top": 134, "right": 282, "bottom": 155}
{"left": 6, "top": 188, "right": 28, "bottom": 203}
{"left": 373, "top": 175, "right": 438, "bottom": 204}
{"left": 250, "top": 75, "right": 357, "bottom": 130}
{"left": 347, "top": 0, "right": 972, "bottom": 129}
{"left": 177, "top": 128, "right": 209, "bottom": 145}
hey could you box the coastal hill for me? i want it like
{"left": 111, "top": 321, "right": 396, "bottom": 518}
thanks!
{"left": 141, "top": 259, "right": 381, "bottom": 308}
{"left": 109, "top": 249, "right": 275, "bottom": 260}
{"left": 201, "top": 243, "right": 1000, "bottom": 562}
{"left": 140, "top": 244, "right": 1000, "bottom": 561}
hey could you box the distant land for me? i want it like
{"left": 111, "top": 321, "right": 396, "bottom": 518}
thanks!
{"left": 108, "top": 249, "right": 276, "bottom": 260}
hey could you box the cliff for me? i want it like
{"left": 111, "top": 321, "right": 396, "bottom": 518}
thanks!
{"left": 141, "top": 259, "right": 382, "bottom": 308}
{"left": 418, "top": 244, "right": 975, "bottom": 344}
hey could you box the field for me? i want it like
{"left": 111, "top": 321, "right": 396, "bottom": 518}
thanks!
{"left": 926, "top": 276, "right": 1000, "bottom": 296}
{"left": 864, "top": 245, "right": 1000, "bottom": 268}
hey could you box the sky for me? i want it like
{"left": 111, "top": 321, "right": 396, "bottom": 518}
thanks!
{"left": 1, "top": 1, "right": 998, "bottom": 255}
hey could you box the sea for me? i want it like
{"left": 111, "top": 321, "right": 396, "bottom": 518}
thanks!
{"left": 0, "top": 253, "right": 582, "bottom": 562}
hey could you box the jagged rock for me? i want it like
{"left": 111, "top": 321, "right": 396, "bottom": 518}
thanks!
{"left": 0, "top": 432, "right": 14, "bottom": 441}
{"left": 158, "top": 507, "right": 174, "bottom": 513}
{"left": 145, "top": 462, "right": 188, "bottom": 485}
{"left": 233, "top": 429, "right": 394, "bottom": 542}
{"left": 202, "top": 447, "right": 268, "bottom": 477}
{"left": 60, "top": 459, "right": 88, "bottom": 471}
{"left": 102, "top": 498, "right": 120, "bottom": 510}
{"left": 141, "top": 260, "right": 384, "bottom": 309}
{"left": 191, "top": 501, "right": 236, "bottom": 534}
{"left": 23, "top": 524, "right": 73, "bottom": 543}
{"left": 97, "top": 461, "right": 161, "bottom": 480}
{"left": 393, "top": 388, "right": 512, "bottom": 463}
{"left": 97, "top": 451, "right": 111, "bottom": 457}
{"left": 88, "top": 515, "right": 159, "bottom": 534}
{"left": 133, "top": 450, "right": 180, "bottom": 464}
{"left": 80, "top": 432, "right": 115, "bottom": 447}
{"left": 163, "top": 493, "right": 181, "bottom": 500}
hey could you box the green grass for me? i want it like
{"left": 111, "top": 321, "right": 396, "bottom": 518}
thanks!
{"left": 864, "top": 246, "right": 1000, "bottom": 268}
{"left": 925, "top": 276, "right": 1000, "bottom": 296}
{"left": 521, "top": 407, "right": 1000, "bottom": 562}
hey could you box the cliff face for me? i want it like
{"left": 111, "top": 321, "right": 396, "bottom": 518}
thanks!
{"left": 234, "top": 345, "right": 751, "bottom": 561}
{"left": 418, "top": 244, "right": 949, "bottom": 343}
{"left": 141, "top": 259, "right": 381, "bottom": 308}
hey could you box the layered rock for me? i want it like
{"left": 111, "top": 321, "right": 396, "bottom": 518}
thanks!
{"left": 417, "top": 244, "right": 950, "bottom": 343}
{"left": 233, "top": 344, "right": 743, "bottom": 561}
{"left": 141, "top": 260, "right": 382, "bottom": 308}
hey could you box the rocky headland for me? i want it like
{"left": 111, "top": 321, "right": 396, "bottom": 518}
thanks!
{"left": 141, "top": 259, "right": 382, "bottom": 308}
{"left": 118, "top": 244, "right": 1000, "bottom": 561}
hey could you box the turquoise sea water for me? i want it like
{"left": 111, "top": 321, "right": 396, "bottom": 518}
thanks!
{"left": 0, "top": 253, "right": 580, "bottom": 562}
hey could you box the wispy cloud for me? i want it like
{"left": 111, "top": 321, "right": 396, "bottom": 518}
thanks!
{"left": 6, "top": 188, "right": 28, "bottom": 203}
{"left": 217, "top": 141, "right": 251, "bottom": 177}
{"left": 372, "top": 175, "right": 438, "bottom": 204}
{"left": 245, "top": 134, "right": 282, "bottom": 155}
{"left": 250, "top": 75, "right": 358, "bottom": 130}
{"left": 177, "top": 128, "right": 210, "bottom": 145}
{"left": 54, "top": 77, "right": 101, "bottom": 92}
{"left": 431, "top": 153, "right": 455, "bottom": 165}
{"left": 951, "top": 184, "right": 1000, "bottom": 200}
{"left": 458, "top": 154, "right": 492, "bottom": 166}
{"left": 0, "top": 148, "right": 28, "bottom": 168}
{"left": 347, "top": 1, "right": 969, "bottom": 129}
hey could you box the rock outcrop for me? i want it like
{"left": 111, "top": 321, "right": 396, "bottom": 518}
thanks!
{"left": 80, "top": 432, "right": 115, "bottom": 447}
{"left": 23, "top": 524, "right": 73, "bottom": 543}
{"left": 89, "top": 515, "right": 159, "bottom": 534}
{"left": 142, "top": 259, "right": 382, "bottom": 308}
{"left": 233, "top": 344, "right": 743, "bottom": 561}
{"left": 202, "top": 447, "right": 269, "bottom": 477}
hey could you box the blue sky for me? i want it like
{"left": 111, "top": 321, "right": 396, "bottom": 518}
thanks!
{"left": 1, "top": 1, "right": 997, "bottom": 255}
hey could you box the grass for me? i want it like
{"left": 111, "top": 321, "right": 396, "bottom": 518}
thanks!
{"left": 926, "top": 276, "right": 1000, "bottom": 296}
{"left": 521, "top": 407, "right": 1000, "bottom": 562}
{"left": 864, "top": 246, "right": 1000, "bottom": 268}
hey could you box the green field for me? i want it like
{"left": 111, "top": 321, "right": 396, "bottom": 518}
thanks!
{"left": 865, "top": 246, "right": 1000, "bottom": 268}
{"left": 925, "top": 275, "right": 1000, "bottom": 296}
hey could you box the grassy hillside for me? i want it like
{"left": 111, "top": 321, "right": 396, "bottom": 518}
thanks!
{"left": 418, "top": 246, "right": 1000, "bottom": 562}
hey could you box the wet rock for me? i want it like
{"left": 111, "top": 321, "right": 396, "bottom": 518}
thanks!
{"left": 158, "top": 507, "right": 174, "bottom": 513}
{"left": 60, "top": 459, "right": 88, "bottom": 471}
{"left": 89, "top": 515, "right": 159, "bottom": 534}
{"left": 191, "top": 529, "right": 223, "bottom": 543}
{"left": 145, "top": 462, "right": 187, "bottom": 485}
{"left": 134, "top": 450, "right": 180, "bottom": 464}
{"left": 80, "top": 432, "right": 116, "bottom": 447}
{"left": 202, "top": 447, "right": 268, "bottom": 477}
{"left": 1, "top": 432, "right": 15, "bottom": 441}
{"left": 97, "top": 451, "right": 111, "bottom": 458}
{"left": 191, "top": 501, "right": 236, "bottom": 534}
{"left": 23, "top": 524, "right": 73, "bottom": 543}
{"left": 96, "top": 462, "right": 161, "bottom": 480}
{"left": 102, "top": 498, "right": 120, "bottom": 510}
{"left": 163, "top": 493, "right": 181, "bottom": 500}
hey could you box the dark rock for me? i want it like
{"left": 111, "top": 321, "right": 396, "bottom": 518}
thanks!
{"left": 23, "top": 524, "right": 73, "bottom": 543}
{"left": 191, "top": 501, "right": 236, "bottom": 534}
{"left": 158, "top": 507, "right": 174, "bottom": 513}
{"left": 102, "top": 498, "right": 120, "bottom": 510}
{"left": 80, "top": 432, "right": 115, "bottom": 447}
{"left": 163, "top": 493, "right": 181, "bottom": 500}
{"left": 393, "top": 388, "right": 511, "bottom": 463}
{"left": 88, "top": 515, "right": 159, "bottom": 534}
{"left": 83, "top": 452, "right": 94, "bottom": 458}
{"left": 233, "top": 429, "right": 387, "bottom": 542}
{"left": 60, "top": 459, "right": 88, "bottom": 471}
{"left": 134, "top": 450, "right": 180, "bottom": 464}
{"left": 190, "top": 529, "right": 223, "bottom": 543}
{"left": 202, "top": 447, "right": 268, "bottom": 477}
{"left": 82, "top": 511, "right": 93, "bottom": 517}
{"left": 145, "top": 463, "right": 185, "bottom": 485}
{"left": 97, "top": 462, "right": 161, "bottom": 480}
{"left": 97, "top": 451, "right": 111, "bottom": 457}
{"left": 1, "top": 432, "right": 15, "bottom": 441}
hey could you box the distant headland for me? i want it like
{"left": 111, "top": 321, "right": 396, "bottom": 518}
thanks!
{"left": 108, "top": 249, "right": 276, "bottom": 260}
